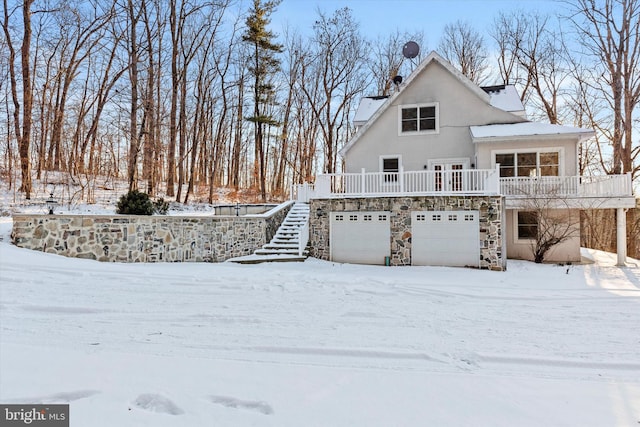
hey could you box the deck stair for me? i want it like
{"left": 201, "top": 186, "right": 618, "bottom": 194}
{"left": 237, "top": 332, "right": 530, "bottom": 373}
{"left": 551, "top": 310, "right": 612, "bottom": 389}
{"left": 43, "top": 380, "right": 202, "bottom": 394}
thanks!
{"left": 227, "top": 203, "right": 310, "bottom": 264}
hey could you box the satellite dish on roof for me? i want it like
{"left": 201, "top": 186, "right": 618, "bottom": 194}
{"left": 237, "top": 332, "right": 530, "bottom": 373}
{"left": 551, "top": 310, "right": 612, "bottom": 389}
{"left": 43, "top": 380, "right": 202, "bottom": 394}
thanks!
{"left": 393, "top": 75, "right": 403, "bottom": 85}
{"left": 402, "top": 41, "right": 420, "bottom": 59}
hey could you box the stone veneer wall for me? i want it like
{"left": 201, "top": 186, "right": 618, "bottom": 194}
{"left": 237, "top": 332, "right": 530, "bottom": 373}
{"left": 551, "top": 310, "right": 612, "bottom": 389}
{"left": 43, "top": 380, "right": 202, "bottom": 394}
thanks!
{"left": 11, "top": 201, "right": 293, "bottom": 263}
{"left": 309, "top": 196, "right": 505, "bottom": 271}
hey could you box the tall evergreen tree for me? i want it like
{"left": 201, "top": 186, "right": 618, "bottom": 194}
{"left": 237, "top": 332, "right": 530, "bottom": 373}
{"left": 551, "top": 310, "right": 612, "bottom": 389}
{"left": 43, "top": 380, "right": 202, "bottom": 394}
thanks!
{"left": 243, "top": 0, "right": 283, "bottom": 201}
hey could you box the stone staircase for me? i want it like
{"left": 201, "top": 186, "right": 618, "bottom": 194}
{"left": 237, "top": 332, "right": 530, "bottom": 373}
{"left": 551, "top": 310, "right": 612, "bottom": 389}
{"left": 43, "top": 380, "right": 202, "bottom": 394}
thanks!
{"left": 227, "top": 203, "right": 310, "bottom": 264}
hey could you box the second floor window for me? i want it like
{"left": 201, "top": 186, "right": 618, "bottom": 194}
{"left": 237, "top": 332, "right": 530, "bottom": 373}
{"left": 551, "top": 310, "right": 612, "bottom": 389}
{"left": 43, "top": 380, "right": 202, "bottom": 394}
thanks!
{"left": 496, "top": 151, "right": 560, "bottom": 177}
{"left": 400, "top": 103, "right": 438, "bottom": 134}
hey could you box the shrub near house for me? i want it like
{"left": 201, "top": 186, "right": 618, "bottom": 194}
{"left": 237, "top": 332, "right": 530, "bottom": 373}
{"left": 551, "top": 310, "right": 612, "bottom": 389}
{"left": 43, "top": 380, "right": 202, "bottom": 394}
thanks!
{"left": 116, "top": 190, "right": 168, "bottom": 215}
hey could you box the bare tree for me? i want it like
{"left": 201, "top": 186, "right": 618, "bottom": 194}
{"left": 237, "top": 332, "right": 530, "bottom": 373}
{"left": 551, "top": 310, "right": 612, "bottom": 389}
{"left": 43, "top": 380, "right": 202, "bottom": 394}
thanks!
{"left": 0, "top": 24, "right": 13, "bottom": 187}
{"left": 511, "top": 182, "right": 582, "bottom": 263}
{"left": 369, "top": 30, "right": 426, "bottom": 96}
{"left": 2, "top": 0, "right": 34, "bottom": 198}
{"left": 566, "top": 62, "right": 611, "bottom": 176}
{"left": 567, "top": 0, "right": 640, "bottom": 178}
{"left": 140, "top": 0, "right": 163, "bottom": 196}
{"left": 166, "top": 0, "right": 216, "bottom": 200}
{"left": 491, "top": 11, "right": 571, "bottom": 124}
{"left": 517, "top": 14, "right": 568, "bottom": 124}
{"left": 491, "top": 12, "right": 525, "bottom": 86}
{"left": 438, "top": 20, "right": 488, "bottom": 85}
{"left": 229, "top": 53, "right": 247, "bottom": 191}
{"left": 46, "top": 1, "right": 114, "bottom": 174}
{"left": 527, "top": 208, "right": 580, "bottom": 264}
{"left": 207, "top": 7, "right": 238, "bottom": 202}
{"left": 185, "top": 4, "right": 229, "bottom": 204}
{"left": 79, "top": 10, "right": 129, "bottom": 182}
{"left": 166, "top": 0, "right": 179, "bottom": 197}
{"left": 300, "top": 7, "right": 369, "bottom": 174}
{"left": 567, "top": 0, "right": 640, "bottom": 259}
{"left": 271, "top": 28, "right": 300, "bottom": 197}
{"left": 581, "top": 209, "right": 617, "bottom": 254}
{"left": 124, "top": 0, "right": 142, "bottom": 191}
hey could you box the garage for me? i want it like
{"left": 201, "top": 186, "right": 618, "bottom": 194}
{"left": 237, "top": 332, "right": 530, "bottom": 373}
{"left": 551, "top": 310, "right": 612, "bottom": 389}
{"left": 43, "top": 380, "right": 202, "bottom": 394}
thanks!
{"left": 330, "top": 211, "right": 390, "bottom": 265}
{"left": 411, "top": 210, "right": 480, "bottom": 267}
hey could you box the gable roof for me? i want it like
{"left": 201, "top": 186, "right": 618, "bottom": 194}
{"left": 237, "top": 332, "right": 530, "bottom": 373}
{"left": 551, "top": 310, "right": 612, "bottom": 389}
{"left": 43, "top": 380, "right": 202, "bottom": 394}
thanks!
{"left": 353, "top": 84, "right": 526, "bottom": 133}
{"left": 470, "top": 122, "right": 595, "bottom": 142}
{"left": 340, "top": 51, "right": 514, "bottom": 157}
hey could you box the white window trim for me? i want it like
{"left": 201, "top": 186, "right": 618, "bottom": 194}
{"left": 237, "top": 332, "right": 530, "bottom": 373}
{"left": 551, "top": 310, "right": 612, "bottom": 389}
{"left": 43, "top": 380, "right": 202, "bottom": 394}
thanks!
{"left": 513, "top": 210, "right": 538, "bottom": 243}
{"left": 491, "top": 147, "right": 565, "bottom": 176}
{"left": 379, "top": 155, "right": 402, "bottom": 186}
{"left": 379, "top": 154, "right": 402, "bottom": 172}
{"left": 398, "top": 102, "right": 439, "bottom": 136}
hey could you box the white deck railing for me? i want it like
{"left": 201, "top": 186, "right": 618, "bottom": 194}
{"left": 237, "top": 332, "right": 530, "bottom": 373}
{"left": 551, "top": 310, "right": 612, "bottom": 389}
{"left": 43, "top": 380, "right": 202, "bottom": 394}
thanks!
{"left": 500, "top": 173, "right": 632, "bottom": 198}
{"left": 310, "top": 167, "right": 500, "bottom": 198}
{"left": 294, "top": 170, "right": 632, "bottom": 201}
{"left": 291, "top": 183, "right": 315, "bottom": 203}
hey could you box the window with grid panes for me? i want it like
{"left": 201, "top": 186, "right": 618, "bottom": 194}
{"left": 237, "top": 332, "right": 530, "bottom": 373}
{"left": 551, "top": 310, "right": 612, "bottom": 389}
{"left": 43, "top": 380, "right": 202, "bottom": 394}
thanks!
{"left": 400, "top": 104, "right": 438, "bottom": 133}
{"left": 517, "top": 211, "right": 538, "bottom": 239}
{"left": 495, "top": 151, "right": 560, "bottom": 177}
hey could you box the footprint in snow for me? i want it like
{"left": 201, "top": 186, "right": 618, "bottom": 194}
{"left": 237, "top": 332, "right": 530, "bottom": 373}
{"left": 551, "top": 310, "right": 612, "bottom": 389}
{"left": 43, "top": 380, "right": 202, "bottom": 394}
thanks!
{"left": 131, "top": 393, "right": 184, "bottom": 415}
{"left": 208, "top": 395, "right": 273, "bottom": 415}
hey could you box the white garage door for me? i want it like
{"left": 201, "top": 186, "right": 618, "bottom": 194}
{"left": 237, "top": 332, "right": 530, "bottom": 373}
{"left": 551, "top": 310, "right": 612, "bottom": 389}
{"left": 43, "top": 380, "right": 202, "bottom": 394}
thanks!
{"left": 412, "top": 211, "right": 480, "bottom": 267}
{"left": 330, "top": 211, "right": 390, "bottom": 265}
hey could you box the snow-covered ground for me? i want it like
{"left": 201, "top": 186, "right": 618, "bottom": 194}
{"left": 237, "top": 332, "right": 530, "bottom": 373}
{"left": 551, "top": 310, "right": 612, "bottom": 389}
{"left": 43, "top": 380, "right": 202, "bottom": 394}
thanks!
{"left": 1, "top": 215, "right": 639, "bottom": 426}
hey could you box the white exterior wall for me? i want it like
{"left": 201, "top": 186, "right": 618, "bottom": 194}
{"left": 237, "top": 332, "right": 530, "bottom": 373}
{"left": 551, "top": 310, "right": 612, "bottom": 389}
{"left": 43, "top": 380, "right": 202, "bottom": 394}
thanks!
{"left": 345, "top": 62, "right": 523, "bottom": 174}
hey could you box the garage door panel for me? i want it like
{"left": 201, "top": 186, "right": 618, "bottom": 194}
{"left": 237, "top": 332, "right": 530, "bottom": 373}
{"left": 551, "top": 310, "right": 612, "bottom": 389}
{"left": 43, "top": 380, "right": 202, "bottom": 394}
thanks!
{"left": 331, "top": 211, "right": 390, "bottom": 265}
{"left": 412, "top": 211, "right": 479, "bottom": 267}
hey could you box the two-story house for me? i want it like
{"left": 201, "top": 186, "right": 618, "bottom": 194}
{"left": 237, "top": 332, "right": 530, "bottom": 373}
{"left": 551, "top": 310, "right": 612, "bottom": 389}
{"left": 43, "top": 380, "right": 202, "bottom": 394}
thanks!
{"left": 296, "top": 51, "right": 634, "bottom": 270}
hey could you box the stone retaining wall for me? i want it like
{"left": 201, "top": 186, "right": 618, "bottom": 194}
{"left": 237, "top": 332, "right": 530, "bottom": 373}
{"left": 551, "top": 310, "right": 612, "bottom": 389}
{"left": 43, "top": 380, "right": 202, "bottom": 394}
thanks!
{"left": 11, "top": 201, "right": 293, "bottom": 263}
{"left": 309, "top": 196, "right": 504, "bottom": 270}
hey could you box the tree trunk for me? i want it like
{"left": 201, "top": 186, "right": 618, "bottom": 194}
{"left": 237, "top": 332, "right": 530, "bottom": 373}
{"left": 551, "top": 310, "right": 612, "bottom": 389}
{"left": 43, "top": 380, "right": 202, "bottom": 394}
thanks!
{"left": 19, "top": 0, "right": 34, "bottom": 198}
{"left": 127, "top": 0, "right": 140, "bottom": 192}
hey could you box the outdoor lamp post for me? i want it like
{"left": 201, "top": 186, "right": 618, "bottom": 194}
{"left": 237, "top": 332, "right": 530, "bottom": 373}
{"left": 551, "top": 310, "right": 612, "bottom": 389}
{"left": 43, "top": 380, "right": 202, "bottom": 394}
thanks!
{"left": 46, "top": 192, "right": 57, "bottom": 215}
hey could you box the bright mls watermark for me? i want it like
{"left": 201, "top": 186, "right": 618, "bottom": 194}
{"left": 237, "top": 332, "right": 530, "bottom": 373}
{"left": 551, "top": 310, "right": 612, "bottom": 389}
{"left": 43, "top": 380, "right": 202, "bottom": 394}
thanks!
{"left": 0, "top": 405, "right": 69, "bottom": 426}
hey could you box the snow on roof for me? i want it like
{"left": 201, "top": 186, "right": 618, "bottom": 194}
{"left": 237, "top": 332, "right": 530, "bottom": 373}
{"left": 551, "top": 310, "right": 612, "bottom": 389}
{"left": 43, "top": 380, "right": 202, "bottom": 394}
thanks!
{"left": 482, "top": 85, "right": 525, "bottom": 113}
{"left": 353, "top": 96, "right": 388, "bottom": 125}
{"left": 470, "top": 122, "right": 595, "bottom": 140}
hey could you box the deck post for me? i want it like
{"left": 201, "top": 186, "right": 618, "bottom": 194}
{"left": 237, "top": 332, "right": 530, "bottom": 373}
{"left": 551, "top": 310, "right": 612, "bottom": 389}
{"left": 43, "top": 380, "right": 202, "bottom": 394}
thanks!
{"left": 616, "top": 208, "right": 627, "bottom": 266}
{"left": 361, "top": 168, "right": 366, "bottom": 196}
